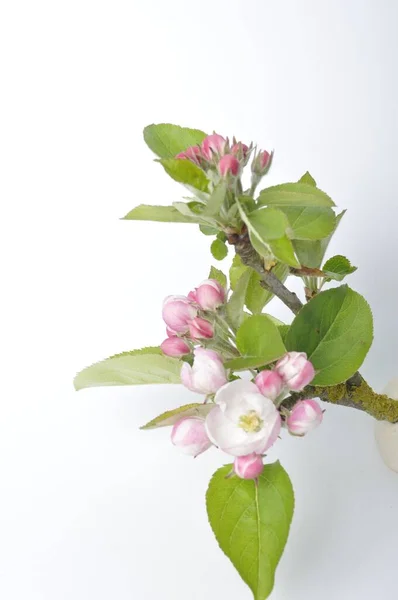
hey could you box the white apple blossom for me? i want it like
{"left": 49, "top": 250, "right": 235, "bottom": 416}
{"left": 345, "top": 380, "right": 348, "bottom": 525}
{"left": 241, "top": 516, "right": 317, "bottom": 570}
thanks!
{"left": 205, "top": 380, "right": 281, "bottom": 457}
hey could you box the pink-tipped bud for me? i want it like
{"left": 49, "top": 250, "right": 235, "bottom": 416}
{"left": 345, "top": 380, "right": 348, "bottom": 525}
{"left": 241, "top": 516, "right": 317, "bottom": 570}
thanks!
{"left": 171, "top": 417, "right": 212, "bottom": 457}
{"left": 255, "top": 370, "right": 284, "bottom": 402}
{"left": 189, "top": 317, "right": 214, "bottom": 340}
{"left": 180, "top": 348, "right": 227, "bottom": 395}
{"left": 201, "top": 134, "right": 227, "bottom": 160}
{"left": 234, "top": 453, "right": 264, "bottom": 479}
{"left": 195, "top": 279, "right": 226, "bottom": 311}
{"left": 231, "top": 142, "right": 249, "bottom": 158}
{"left": 252, "top": 149, "right": 272, "bottom": 176}
{"left": 187, "top": 289, "right": 198, "bottom": 303}
{"left": 162, "top": 295, "right": 197, "bottom": 334}
{"left": 176, "top": 145, "right": 202, "bottom": 162}
{"left": 276, "top": 351, "right": 315, "bottom": 392}
{"left": 287, "top": 399, "right": 323, "bottom": 436}
{"left": 218, "top": 154, "right": 240, "bottom": 177}
{"left": 166, "top": 326, "right": 175, "bottom": 337}
{"left": 161, "top": 336, "right": 191, "bottom": 358}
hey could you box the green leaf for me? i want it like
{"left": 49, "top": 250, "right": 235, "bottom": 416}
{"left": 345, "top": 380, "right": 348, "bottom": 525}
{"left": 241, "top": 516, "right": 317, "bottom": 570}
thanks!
{"left": 230, "top": 255, "right": 248, "bottom": 290}
{"left": 293, "top": 210, "right": 346, "bottom": 268}
{"left": 203, "top": 181, "right": 228, "bottom": 216}
{"left": 323, "top": 254, "right": 357, "bottom": 281}
{"left": 122, "top": 204, "right": 198, "bottom": 223}
{"left": 211, "top": 239, "right": 228, "bottom": 261}
{"left": 158, "top": 158, "right": 209, "bottom": 192}
{"left": 233, "top": 314, "right": 286, "bottom": 370}
{"left": 258, "top": 183, "right": 335, "bottom": 208}
{"left": 236, "top": 199, "right": 300, "bottom": 268}
{"left": 244, "top": 207, "right": 289, "bottom": 241}
{"left": 199, "top": 224, "right": 219, "bottom": 235}
{"left": 143, "top": 123, "right": 207, "bottom": 159}
{"left": 268, "top": 236, "right": 300, "bottom": 268}
{"left": 226, "top": 269, "right": 252, "bottom": 330}
{"left": 141, "top": 403, "right": 214, "bottom": 430}
{"left": 298, "top": 171, "right": 316, "bottom": 186}
{"left": 281, "top": 206, "right": 336, "bottom": 240}
{"left": 206, "top": 461, "right": 294, "bottom": 600}
{"left": 74, "top": 353, "right": 182, "bottom": 391}
{"left": 278, "top": 324, "right": 290, "bottom": 343}
{"left": 209, "top": 266, "right": 227, "bottom": 289}
{"left": 286, "top": 285, "right": 373, "bottom": 385}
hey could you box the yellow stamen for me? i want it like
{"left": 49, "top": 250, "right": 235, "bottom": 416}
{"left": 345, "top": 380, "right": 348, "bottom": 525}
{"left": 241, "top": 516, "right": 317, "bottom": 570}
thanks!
{"left": 239, "top": 410, "right": 263, "bottom": 433}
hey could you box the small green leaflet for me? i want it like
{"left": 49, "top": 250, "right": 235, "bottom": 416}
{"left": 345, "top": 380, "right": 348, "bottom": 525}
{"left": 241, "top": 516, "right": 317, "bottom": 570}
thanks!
{"left": 208, "top": 266, "right": 227, "bottom": 289}
{"left": 74, "top": 352, "right": 182, "bottom": 390}
{"left": 322, "top": 255, "right": 357, "bottom": 281}
{"left": 203, "top": 181, "right": 228, "bottom": 216}
{"left": 230, "top": 255, "right": 248, "bottom": 290}
{"left": 141, "top": 403, "right": 214, "bottom": 430}
{"left": 158, "top": 158, "right": 209, "bottom": 192}
{"left": 143, "top": 123, "right": 207, "bottom": 159}
{"left": 211, "top": 239, "right": 228, "bottom": 260}
{"left": 206, "top": 462, "right": 294, "bottom": 600}
{"left": 286, "top": 285, "right": 373, "bottom": 385}
{"left": 258, "top": 183, "right": 335, "bottom": 208}
{"left": 293, "top": 210, "right": 346, "bottom": 268}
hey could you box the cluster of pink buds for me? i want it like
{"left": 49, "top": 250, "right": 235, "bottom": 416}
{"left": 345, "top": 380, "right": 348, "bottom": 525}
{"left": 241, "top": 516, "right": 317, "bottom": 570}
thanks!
{"left": 170, "top": 347, "right": 322, "bottom": 481}
{"left": 160, "top": 279, "right": 226, "bottom": 357}
{"left": 176, "top": 133, "right": 256, "bottom": 181}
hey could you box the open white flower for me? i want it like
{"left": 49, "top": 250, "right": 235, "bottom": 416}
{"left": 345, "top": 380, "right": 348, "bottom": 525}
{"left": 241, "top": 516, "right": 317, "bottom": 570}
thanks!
{"left": 205, "top": 380, "right": 281, "bottom": 457}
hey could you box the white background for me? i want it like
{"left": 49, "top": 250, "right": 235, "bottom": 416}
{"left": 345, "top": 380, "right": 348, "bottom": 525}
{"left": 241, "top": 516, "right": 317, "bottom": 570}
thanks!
{"left": 1, "top": 1, "right": 398, "bottom": 598}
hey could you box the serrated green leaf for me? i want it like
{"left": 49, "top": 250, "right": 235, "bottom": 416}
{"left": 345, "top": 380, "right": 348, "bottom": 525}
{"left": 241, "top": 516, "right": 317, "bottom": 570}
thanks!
{"left": 258, "top": 183, "right": 335, "bottom": 208}
{"left": 268, "top": 235, "right": 300, "bottom": 268}
{"left": 211, "top": 239, "right": 228, "bottom": 261}
{"left": 281, "top": 206, "right": 336, "bottom": 240}
{"left": 323, "top": 254, "right": 357, "bottom": 281}
{"left": 235, "top": 314, "right": 286, "bottom": 370}
{"left": 143, "top": 123, "right": 207, "bottom": 159}
{"left": 158, "top": 158, "right": 209, "bottom": 192}
{"left": 293, "top": 210, "right": 346, "bottom": 268}
{"left": 286, "top": 285, "right": 373, "bottom": 385}
{"left": 298, "top": 171, "right": 316, "bottom": 186}
{"left": 277, "top": 325, "right": 290, "bottom": 343}
{"left": 74, "top": 353, "right": 182, "bottom": 391}
{"left": 246, "top": 264, "right": 289, "bottom": 313}
{"left": 209, "top": 266, "right": 227, "bottom": 289}
{"left": 227, "top": 269, "right": 252, "bottom": 330}
{"left": 206, "top": 462, "right": 294, "bottom": 600}
{"left": 122, "top": 204, "right": 198, "bottom": 223}
{"left": 141, "top": 402, "right": 214, "bottom": 430}
{"left": 244, "top": 207, "right": 289, "bottom": 241}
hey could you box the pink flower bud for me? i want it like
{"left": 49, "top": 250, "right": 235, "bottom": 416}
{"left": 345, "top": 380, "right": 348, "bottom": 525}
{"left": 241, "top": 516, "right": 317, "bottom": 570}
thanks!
{"left": 234, "top": 453, "right": 264, "bottom": 479}
{"left": 187, "top": 289, "right": 198, "bottom": 303}
{"left": 201, "top": 133, "right": 226, "bottom": 160}
{"left": 171, "top": 417, "right": 212, "bottom": 457}
{"left": 181, "top": 348, "right": 227, "bottom": 395}
{"left": 195, "top": 279, "right": 226, "bottom": 311}
{"left": 287, "top": 399, "right": 323, "bottom": 436}
{"left": 255, "top": 370, "right": 284, "bottom": 401}
{"left": 218, "top": 154, "right": 240, "bottom": 177}
{"left": 231, "top": 142, "right": 249, "bottom": 158}
{"left": 276, "top": 351, "right": 315, "bottom": 392}
{"left": 162, "top": 295, "right": 197, "bottom": 334}
{"left": 189, "top": 317, "right": 214, "bottom": 340}
{"left": 176, "top": 145, "right": 202, "bottom": 162}
{"left": 252, "top": 149, "right": 272, "bottom": 176}
{"left": 166, "top": 326, "right": 175, "bottom": 337}
{"left": 161, "top": 336, "right": 191, "bottom": 358}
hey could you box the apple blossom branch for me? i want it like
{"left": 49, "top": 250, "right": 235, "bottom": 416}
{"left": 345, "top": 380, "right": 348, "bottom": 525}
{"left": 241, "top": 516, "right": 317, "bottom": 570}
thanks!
{"left": 231, "top": 233, "right": 398, "bottom": 423}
